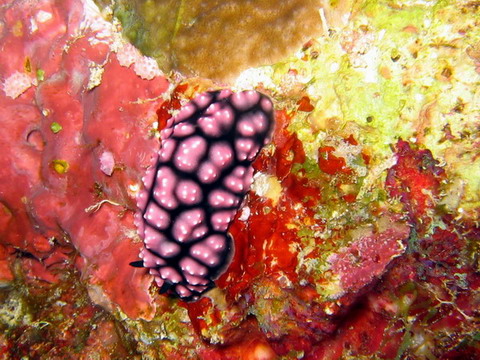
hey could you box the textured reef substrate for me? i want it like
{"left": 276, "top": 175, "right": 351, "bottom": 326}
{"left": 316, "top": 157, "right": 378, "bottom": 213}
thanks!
{"left": 1, "top": 0, "right": 479, "bottom": 359}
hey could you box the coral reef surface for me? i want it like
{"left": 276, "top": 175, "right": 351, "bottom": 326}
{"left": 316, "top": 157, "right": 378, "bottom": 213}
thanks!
{"left": 1, "top": 0, "right": 479, "bottom": 359}
{"left": 94, "top": 0, "right": 335, "bottom": 81}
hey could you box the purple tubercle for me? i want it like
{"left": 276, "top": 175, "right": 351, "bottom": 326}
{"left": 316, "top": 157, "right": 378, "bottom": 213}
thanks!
{"left": 132, "top": 89, "right": 274, "bottom": 301}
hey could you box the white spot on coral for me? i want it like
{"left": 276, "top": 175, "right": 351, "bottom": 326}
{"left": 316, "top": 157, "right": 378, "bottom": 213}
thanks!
{"left": 415, "top": 93, "right": 424, "bottom": 103}
{"left": 30, "top": 18, "right": 38, "bottom": 33}
{"left": 251, "top": 172, "right": 282, "bottom": 205}
{"left": 330, "top": 62, "right": 340, "bottom": 73}
{"left": 238, "top": 205, "right": 250, "bottom": 221}
{"left": 133, "top": 56, "right": 163, "bottom": 80}
{"left": 87, "top": 61, "right": 104, "bottom": 90}
{"left": 357, "top": 47, "right": 380, "bottom": 83}
{"left": 36, "top": 10, "right": 53, "bottom": 23}
{"left": 99, "top": 151, "right": 115, "bottom": 176}
{"left": 116, "top": 42, "right": 140, "bottom": 68}
{"left": 129, "top": 183, "right": 140, "bottom": 192}
{"left": 3, "top": 72, "right": 35, "bottom": 99}
{"left": 80, "top": 0, "right": 114, "bottom": 45}
{"left": 235, "top": 67, "right": 277, "bottom": 92}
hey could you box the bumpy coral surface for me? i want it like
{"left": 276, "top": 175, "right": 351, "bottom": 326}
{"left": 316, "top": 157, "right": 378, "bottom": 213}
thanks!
{"left": 0, "top": 0, "right": 169, "bottom": 326}
{"left": 94, "top": 0, "right": 330, "bottom": 81}
{"left": 1, "top": 0, "right": 479, "bottom": 359}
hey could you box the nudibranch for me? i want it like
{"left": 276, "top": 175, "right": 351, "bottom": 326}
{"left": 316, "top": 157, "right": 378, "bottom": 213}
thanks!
{"left": 132, "top": 90, "right": 274, "bottom": 301}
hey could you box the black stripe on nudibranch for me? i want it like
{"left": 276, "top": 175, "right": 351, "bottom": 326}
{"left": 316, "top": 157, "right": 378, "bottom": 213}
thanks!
{"left": 132, "top": 89, "right": 274, "bottom": 302}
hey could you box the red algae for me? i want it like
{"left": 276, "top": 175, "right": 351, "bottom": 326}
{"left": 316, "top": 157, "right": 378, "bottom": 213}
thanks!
{"left": 156, "top": 83, "right": 189, "bottom": 131}
{"left": 297, "top": 95, "right": 315, "bottom": 112}
{"left": 386, "top": 140, "right": 445, "bottom": 233}
{"left": 318, "top": 146, "right": 351, "bottom": 175}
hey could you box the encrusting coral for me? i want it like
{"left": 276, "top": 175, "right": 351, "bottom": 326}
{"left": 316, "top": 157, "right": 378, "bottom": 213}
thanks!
{"left": 96, "top": 0, "right": 331, "bottom": 81}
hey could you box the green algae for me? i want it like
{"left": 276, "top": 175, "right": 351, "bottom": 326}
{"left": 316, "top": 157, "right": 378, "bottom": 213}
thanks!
{"left": 0, "top": 262, "right": 139, "bottom": 359}
{"left": 121, "top": 299, "right": 199, "bottom": 359}
{"left": 272, "top": 0, "right": 479, "bottom": 221}
{"left": 51, "top": 159, "right": 69, "bottom": 174}
{"left": 50, "top": 122, "right": 62, "bottom": 134}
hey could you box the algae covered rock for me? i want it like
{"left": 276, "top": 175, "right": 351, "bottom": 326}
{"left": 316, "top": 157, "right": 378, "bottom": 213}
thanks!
{"left": 96, "top": 0, "right": 333, "bottom": 81}
{"left": 2, "top": 0, "right": 480, "bottom": 358}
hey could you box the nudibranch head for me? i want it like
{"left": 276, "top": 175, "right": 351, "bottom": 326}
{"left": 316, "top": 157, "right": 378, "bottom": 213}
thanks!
{"left": 132, "top": 89, "right": 274, "bottom": 301}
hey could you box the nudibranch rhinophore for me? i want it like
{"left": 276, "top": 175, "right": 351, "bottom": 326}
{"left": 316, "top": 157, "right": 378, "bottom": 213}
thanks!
{"left": 132, "top": 90, "right": 274, "bottom": 301}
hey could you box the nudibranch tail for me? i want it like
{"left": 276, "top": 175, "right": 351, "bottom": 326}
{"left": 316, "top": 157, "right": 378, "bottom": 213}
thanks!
{"left": 132, "top": 89, "right": 274, "bottom": 301}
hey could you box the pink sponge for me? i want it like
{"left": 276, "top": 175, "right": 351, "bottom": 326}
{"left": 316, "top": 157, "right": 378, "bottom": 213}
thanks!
{"left": 132, "top": 90, "right": 274, "bottom": 301}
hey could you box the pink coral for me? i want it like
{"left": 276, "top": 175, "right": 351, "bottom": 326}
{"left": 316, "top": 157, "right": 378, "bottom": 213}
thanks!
{"left": 0, "top": 0, "right": 169, "bottom": 320}
{"left": 2, "top": 71, "right": 35, "bottom": 99}
{"left": 328, "top": 218, "right": 409, "bottom": 294}
{"left": 132, "top": 56, "right": 163, "bottom": 80}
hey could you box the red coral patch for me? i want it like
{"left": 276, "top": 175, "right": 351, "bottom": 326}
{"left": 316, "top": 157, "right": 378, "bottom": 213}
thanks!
{"left": 386, "top": 140, "right": 445, "bottom": 232}
{"left": 318, "top": 146, "right": 352, "bottom": 175}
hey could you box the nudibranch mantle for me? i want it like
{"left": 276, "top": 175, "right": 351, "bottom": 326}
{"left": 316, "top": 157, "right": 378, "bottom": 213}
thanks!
{"left": 132, "top": 89, "right": 274, "bottom": 301}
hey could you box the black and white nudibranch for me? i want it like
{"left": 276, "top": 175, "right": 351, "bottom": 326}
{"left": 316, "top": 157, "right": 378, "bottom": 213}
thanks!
{"left": 132, "top": 89, "right": 274, "bottom": 301}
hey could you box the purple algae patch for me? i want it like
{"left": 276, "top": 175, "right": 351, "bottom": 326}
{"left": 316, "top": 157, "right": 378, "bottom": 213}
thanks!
{"left": 132, "top": 90, "right": 274, "bottom": 301}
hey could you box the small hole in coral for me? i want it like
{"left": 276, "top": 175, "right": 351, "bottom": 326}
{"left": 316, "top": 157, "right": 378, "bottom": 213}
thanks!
{"left": 26, "top": 129, "right": 45, "bottom": 151}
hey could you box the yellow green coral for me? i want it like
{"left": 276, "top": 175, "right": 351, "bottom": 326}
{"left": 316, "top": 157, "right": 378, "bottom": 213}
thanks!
{"left": 264, "top": 0, "right": 479, "bottom": 220}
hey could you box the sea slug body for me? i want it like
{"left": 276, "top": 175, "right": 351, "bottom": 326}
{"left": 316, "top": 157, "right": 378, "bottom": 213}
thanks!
{"left": 132, "top": 89, "right": 274, "bottom": 301}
